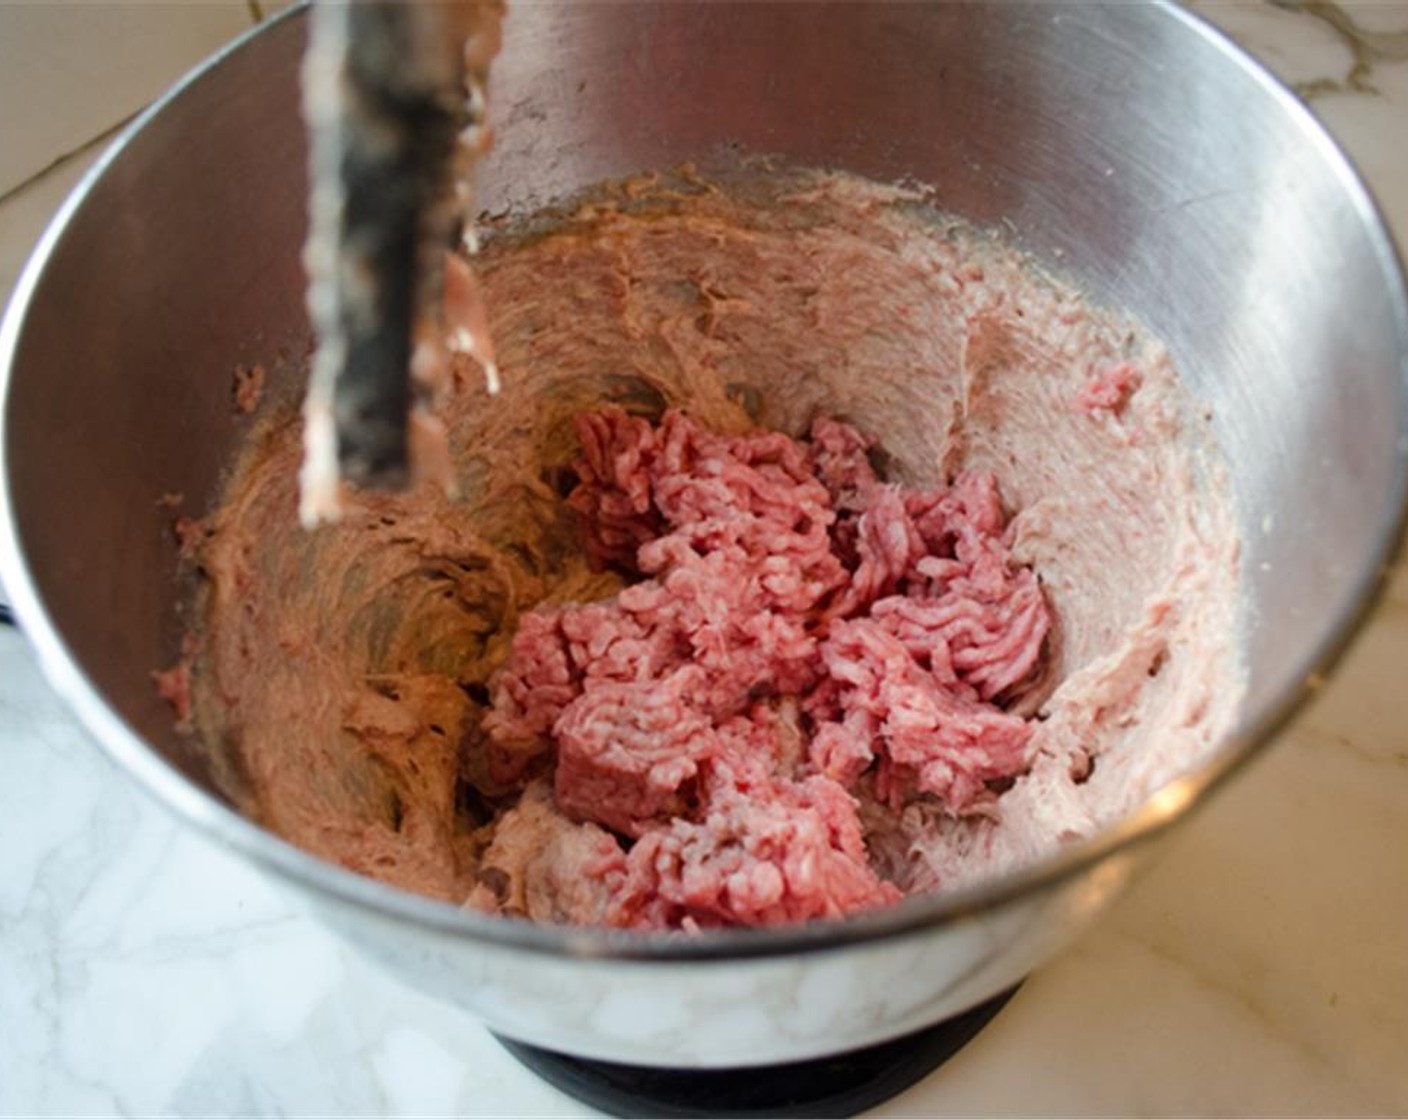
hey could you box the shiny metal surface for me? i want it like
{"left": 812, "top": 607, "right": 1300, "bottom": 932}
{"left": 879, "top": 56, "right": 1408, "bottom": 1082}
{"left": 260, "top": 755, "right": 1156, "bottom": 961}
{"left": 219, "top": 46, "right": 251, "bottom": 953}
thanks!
{"left": 2, "top": 2, "right": 1405, "bottom": 1067}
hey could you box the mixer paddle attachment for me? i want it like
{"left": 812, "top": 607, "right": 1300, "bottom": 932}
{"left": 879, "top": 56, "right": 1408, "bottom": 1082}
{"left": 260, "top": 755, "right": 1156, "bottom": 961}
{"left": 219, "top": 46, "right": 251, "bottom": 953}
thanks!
{"left": 299, "top": 0, "right": 502, "bottom": 527}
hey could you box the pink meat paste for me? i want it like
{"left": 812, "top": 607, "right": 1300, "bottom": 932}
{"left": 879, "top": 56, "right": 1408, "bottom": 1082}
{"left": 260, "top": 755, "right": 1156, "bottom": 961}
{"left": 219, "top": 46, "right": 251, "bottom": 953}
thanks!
{"left": 176, "top": 169, "right": 1241, "bottom": 932}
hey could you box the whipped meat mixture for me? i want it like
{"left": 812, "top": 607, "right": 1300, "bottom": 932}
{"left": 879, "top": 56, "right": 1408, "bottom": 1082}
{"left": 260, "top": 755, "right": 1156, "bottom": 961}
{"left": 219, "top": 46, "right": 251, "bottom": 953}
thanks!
{"left": 174, "top": 170, "right": 1242, "bottom": 930}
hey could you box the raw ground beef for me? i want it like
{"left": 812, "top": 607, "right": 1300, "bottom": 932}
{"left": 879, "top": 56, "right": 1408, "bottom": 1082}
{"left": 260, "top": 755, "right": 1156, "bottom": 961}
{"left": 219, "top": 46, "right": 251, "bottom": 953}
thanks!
{"left": 479, "top": 407, "right": 1051, "bottom": 930}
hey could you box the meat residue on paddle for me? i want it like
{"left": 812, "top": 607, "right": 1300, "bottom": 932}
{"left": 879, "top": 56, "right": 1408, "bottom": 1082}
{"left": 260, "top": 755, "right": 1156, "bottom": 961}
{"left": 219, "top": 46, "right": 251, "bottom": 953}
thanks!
{"left": 170, "top": 169, "right": 1243, "bottom": 931}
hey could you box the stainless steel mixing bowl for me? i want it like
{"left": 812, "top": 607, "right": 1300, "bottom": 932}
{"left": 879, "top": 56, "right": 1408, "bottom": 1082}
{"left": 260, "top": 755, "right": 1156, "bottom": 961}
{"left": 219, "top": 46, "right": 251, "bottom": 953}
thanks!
{"left": 2, "top": 3, "right": 1406, "bottom": 1068}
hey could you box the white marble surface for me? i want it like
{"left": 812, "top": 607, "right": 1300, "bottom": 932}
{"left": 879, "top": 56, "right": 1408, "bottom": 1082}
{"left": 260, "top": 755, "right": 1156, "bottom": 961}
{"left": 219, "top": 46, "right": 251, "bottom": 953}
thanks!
{"left": 2, "top": 2, "right": 1407, "bottom": 1115}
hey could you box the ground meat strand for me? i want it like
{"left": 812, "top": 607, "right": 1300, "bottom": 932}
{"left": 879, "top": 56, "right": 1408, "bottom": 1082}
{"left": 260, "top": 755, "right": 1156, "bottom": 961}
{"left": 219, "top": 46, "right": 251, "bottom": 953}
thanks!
{"left": 610, "top": 765, "right": 903, "bottom": 930}
{"left": 481, "top": 407, "right": 1052, "bottom": 929}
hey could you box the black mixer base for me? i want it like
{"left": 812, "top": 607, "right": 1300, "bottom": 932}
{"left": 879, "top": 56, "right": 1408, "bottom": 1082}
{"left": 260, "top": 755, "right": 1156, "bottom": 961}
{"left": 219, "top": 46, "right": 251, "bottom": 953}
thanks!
{"left": 493, "top": 983, "right": 1021, "bottom": 1118}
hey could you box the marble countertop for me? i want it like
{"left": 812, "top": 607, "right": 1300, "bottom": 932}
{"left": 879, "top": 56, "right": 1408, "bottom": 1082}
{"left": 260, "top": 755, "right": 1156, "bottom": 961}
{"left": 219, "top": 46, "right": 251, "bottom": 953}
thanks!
{"left": 2, "top": 2, "right": 1407, "bottom": 1115}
